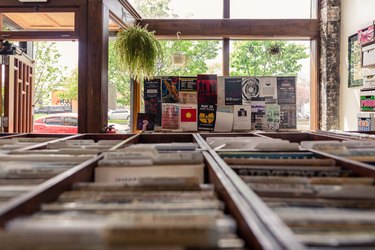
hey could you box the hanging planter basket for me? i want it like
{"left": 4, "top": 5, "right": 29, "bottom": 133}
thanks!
{"left": 171, "top": 31, "right": 187, "bottom": 67}
{"left": 172, "top": 53, "right": 187, "bottom": 66}
{"left": 115, "top": 24, "right": 162, "bottom": 81}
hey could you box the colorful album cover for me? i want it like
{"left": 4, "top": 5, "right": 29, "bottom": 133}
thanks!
{"left": 242, "top": 77, "right": 260, "bottom": 104}
{"left": 277, "top": 77, "right": 296, "bottom": 104}
{"left": 197, "top": 74, "right": 217, "bottom": 105}
{"left": 162, "top": 103, "right": 180, "bottom": 129}
{"left": 144, "top": 79, "right": 162, "bottom": 125}
{"left": 162, "top": 76, "right": 180, "bottom": 103}
{"left": 225, "top": 78, "right": 242, "bottom": 105}
{"left": 136, "top": 113, "right": 155, "bottom": 131}
{"left": 280, "top": 104, "right": 297, "bottom": 129}
{"left": 180, "top": 77, "right": 197, "bottom": 92}
{"left": 198, "top": 104, "right": 216, "bottom": 131}
{"left": 180, "top": 104, "right": 198, "bottom": 131}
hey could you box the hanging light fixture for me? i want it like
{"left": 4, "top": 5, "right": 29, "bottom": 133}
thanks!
{"left": 171, "top": 31, "right": 187, "bottom": 67}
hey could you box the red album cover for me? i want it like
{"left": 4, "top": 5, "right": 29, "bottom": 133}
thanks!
{"left": 181, "top": 108, "right": 197, "bottom": 122}
{"left": 197, "top": 74, "right": 217, "bottom": 105}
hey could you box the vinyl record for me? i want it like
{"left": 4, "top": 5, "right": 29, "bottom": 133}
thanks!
{"left": 242, "top": 78, "right": 259, "bottom": 101}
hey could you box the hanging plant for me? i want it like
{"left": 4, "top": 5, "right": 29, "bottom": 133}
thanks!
{"left": 171, "top": 31, "right": 187, "bottom": 67}
{"left": 115, "top": 24, "right": 162, "bottom": 81}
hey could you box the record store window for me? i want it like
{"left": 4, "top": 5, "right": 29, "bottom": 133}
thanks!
{"left": 231, "top": 0, "right": 311, "bottom": 19}
{"left": 230, "top": 40, "right": 311, "bottom": 130}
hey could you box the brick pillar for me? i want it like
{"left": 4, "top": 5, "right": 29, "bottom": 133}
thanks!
{"left": 320, "top": 0, "right": 341, "bottom": 130}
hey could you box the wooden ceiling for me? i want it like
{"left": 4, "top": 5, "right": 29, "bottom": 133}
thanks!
{"left": 2, "top": 12, "right": 120, "bottom": 31}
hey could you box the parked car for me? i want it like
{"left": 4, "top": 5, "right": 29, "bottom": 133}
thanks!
{"left": 34, "top": 105, "right": 71, "bottom": 115}
{"left": 33, "top": 113, "right": 130, "bottom": 134}
{"left": 33, "top": 113, "right": 78, "bottom": 134}
{"left": 108, "top": 109, "right": 130, "bottom": 120}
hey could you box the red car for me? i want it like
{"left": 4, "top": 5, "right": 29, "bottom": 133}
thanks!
{"left": 33, "top": 113, "right": 78, "bottom": 134}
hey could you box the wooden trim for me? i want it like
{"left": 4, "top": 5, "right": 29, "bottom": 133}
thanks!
{"left": 311, "top": 0, "right": 319, "bottom": 19}
{"left": 0, "top": 31, "right": 79, "bottom": 41}
{"left": 223, "top": 0, "right": 230, "bottom": 18}
{"left": 310, "top": 39, "right": 320, "bottom": 130}
{"left": 309, "top": 149, "right": 375, "bottom": 178}
{"left": 141, "top": 19, "right": 319, "bottom": 39}
{"left": 0, "top": 0, "right": 84, "bottom": 7}
{"left": 0, "top": 156, "right": 100, "bottom": 227}
{"left": 103, "top": 0, "right": 138, "bottom": 27}
{"left": 84, "top": 0, "right": 109, "bottom": 133}
{"left": 131, "top": 79, "right": 141, "bottom": 133}
{"left": 223, "top": 38, "right": 230, "bottom": 76}
{"left": 78, "top": 2, "right": 88, "bottom": 133}
{"left": 197, "top": 137, "right": 305, "bottom": 250}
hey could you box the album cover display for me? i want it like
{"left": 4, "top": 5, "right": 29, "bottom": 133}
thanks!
{"left": 179, "top": 92, "right": 197, "bottom": 104}
{"left": 266, "top": 104, "right": 280, "bottom": 130}
{"left": 136, "top": 113, "right": 155, "bottom": 131}
{"left": 180, "top": 77, "right": 197, "bottom": 92}
{"left": 280, "top": 104, "right": 297, "bottom": 129}
{"left": 162, "top": 76, "right": 180, "bottom": 103}
{"left": 162, "top": 103, "right": 180, "bottom": 129}
{"left": 233, "top": 105, "right": 252, "bottom": 131}
{"left": 225, "top": 78, "right": 242, "bottom": 105}
{"left": 259, "top": 77, "right": 277, "bottom": 99}
{"left": 180, "top": 104, "right": 198, "bottom": 131}
{"left": 198, "top": 104, "right": 216, "bottom": 131}
{"left": 242, "top": 77, "right": 260, "bottom": 104}
{"left": 277, "top": 77, "right": 296, "bottom": 104}
{"left": 144, "top": 74, "right": 296, "bottom": 132}
{"left": 197, "top": 74, "right": 217, "bottom": 105}
{"left": 144, "top": 79, "right": 162, "bottom": 126}
{"left": 251, "top": 100, "right": 266, "bottom": 130}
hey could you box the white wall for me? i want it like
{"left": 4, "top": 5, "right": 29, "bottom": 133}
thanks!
{"left": 340, "top": 0, "right": 375, "bottom": 131}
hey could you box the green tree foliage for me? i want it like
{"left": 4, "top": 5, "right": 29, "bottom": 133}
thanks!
{"left": 59, "top": 67, "right": 78, "bottom": 100}
{"left": 156, "top": 40, "right": 220, "bottom": 76}
{"left": 230, "top": 41, "right": 309, "bottom": 76}
{"left": 109, "top": 40, "right": 131, "bottom": 106}
{"left": 130, "top": 0, "right": 175, "bottom": 18}
{"left": 33, "top": 42, "right": 67, "bottom": 106}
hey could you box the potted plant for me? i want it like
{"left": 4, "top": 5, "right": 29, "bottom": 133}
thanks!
{"left": 171, "top": 32, "right": 187, "bottom": 67}
{"left": 115, "top": 24, "right": 162, "bottom": 81}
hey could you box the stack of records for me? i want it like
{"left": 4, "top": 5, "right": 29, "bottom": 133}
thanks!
{"left": 0, "top": 143, "right": 246, "bottom": 249}
{"left": 213, "top": 136, "right": 375, "bottom": 249}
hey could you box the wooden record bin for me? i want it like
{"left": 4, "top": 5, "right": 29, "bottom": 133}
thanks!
{"left": 0, "top": 132, "right": 294, "bottom": 250}
{"left": 198, "top": 133, "right": 375, "bottom": 249}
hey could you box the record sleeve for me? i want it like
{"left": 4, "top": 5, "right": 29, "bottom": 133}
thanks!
{"left": 136, "top": 113, "right": 155, "bottom": 131}
{"left": 197, "top": 74, "right": 217, "bottom": 105}
{"left": 162, "top": 103, "right": 180, "bottom": 130}
{"left": 225, "top": 78, "right": 242, "bottom": 105}
{"left": 242, "top": 77, "right": 260, "bottom": 104}
{"left": 198, "top": 104, "right": 216, "bottom": 131}
{"left": 277, "top": 77, "right": 296, "bottom": 104}
{"left": 162, "top": 76, "right": 180, "bottom": 103}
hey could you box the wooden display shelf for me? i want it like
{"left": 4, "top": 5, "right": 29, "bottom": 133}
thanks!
{"left": 197, "top": 133, "right": 375, "bottom": 249}
{"left": 0, "top": 132, "right": 294, "bottom": 250}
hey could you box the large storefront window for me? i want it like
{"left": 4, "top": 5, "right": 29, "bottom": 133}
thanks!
{"left": 230, "top": 40, "right": 311, "bottom": 130}
{"left": 231, "top": 0, "right": 312, "bottom": 19}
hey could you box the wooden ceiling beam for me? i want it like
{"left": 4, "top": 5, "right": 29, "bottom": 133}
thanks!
{"left": 140, "top": 19, "right": 319, "bottom": 39}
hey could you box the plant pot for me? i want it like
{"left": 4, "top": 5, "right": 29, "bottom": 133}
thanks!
{"left": 172, "top": 54, "right": 187, "bottom": 66}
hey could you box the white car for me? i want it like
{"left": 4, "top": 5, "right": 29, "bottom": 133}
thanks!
{"left": 108, "top": 109, "right": 130, "bottom": 120}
